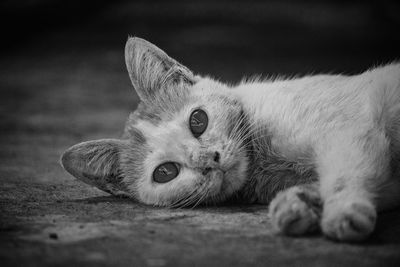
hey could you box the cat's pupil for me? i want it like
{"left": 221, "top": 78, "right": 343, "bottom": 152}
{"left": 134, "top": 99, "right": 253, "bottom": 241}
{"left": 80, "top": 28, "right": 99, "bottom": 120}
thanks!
{"left": 189, "top": 109, "right": 208, "bottom": 138}
{"left": 153, "top": 162, "right": 180, "bottom": 183}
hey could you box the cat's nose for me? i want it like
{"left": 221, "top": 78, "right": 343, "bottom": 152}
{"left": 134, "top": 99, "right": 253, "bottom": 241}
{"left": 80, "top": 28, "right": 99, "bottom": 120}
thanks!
{"left": 189, "top": 150, "right": 221, "bottom": 172}
{"left": 202, "top": 152, "right": 220, "bottom": 175}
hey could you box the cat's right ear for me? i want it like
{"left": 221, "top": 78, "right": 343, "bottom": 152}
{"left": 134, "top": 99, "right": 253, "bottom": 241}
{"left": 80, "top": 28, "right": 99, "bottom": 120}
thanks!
{"left": 125, "top": 37, "right": 197, "bottom": 105}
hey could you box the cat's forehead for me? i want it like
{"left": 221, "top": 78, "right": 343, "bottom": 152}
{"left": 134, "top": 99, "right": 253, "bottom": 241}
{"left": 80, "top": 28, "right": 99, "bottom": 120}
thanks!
{"left": 125, "top": 101, "right": 191, "bottom": 147}
{"left": 135, "top": 117, "right": 192, "bottom": 155}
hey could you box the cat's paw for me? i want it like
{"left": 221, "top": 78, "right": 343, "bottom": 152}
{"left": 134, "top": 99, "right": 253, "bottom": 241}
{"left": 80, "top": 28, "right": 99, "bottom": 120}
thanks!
{"left": 321, "top": 200, "right": 376, "bottom": 242}
{"left": 269, "top": 186, "right": 321, "bottom": 236}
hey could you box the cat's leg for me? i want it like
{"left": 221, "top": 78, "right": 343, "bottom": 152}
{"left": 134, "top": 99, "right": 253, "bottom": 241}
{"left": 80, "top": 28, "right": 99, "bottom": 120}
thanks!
{"left": 269, "top": 183, "right": 322, "bottom": 235}
{"left": 317, "top": 131, "right": 391, "bottom": 241}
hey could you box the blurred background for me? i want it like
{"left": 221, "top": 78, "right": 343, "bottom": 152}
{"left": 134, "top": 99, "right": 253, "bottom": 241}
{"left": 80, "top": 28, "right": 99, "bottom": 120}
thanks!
{"left": 0, "top": 0, "right": 399, "bottom": 189}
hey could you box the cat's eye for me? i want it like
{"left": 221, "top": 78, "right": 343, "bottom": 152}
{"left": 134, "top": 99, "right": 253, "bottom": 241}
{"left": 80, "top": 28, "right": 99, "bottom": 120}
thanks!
{"left": 189, "top": 109, "right": 208, "bottom": 138}
{"left": 153, "top": 162, "right": 180, "bottom": 183}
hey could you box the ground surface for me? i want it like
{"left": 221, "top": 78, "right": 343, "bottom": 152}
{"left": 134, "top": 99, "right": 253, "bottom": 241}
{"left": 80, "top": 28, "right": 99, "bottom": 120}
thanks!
{"left": 1, "top": 1, "right": 400, "bottom": 266}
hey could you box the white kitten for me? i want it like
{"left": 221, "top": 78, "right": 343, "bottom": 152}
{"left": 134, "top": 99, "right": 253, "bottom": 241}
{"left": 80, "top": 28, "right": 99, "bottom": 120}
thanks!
{"left": 61, "top": 37, "right": 400, "bottom": 242}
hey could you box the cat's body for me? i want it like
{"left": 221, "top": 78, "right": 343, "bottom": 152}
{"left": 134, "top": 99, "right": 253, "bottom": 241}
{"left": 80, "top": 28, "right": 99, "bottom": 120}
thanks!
{"left": 235, "top": 68, "right": 400, "bottom": 206}
{"left": 61, "top": 37, "right": 400, "bottom": 242}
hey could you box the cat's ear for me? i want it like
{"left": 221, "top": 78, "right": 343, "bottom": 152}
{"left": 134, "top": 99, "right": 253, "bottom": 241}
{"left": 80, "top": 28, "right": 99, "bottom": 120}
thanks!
{"left": 125, "top": 37, "right": 197, "bottom": 104}
{"left": 60, "top": 139, "right": 130, "bottom": 197}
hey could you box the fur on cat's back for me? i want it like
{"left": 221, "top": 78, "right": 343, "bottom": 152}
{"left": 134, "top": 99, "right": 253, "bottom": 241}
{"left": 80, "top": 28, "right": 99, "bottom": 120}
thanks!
{"left": 61, "top": 37, "right": 400, "bottom": 242}
{"left": 238, "top": 65, "right": 400, "bottom": 203}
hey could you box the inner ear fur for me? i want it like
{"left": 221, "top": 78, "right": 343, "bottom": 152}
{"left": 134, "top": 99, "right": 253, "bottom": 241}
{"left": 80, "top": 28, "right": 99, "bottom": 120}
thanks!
{"left": 124, "top": 37, "right": 197, "bottom": 104}
{"left": 60, "top": 139, "right": 130, "bottom": 197}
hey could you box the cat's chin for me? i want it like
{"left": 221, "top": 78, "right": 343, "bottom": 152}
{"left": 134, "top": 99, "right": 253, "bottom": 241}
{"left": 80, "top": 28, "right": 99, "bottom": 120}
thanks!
{"left": 203, "top": 160, "right": 248, "bottom": 204}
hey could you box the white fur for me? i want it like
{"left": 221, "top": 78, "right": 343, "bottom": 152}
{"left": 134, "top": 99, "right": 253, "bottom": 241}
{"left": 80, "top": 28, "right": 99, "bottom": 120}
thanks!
{"left": 62, "top": 37, "right": 400, "bottom": 242}
{"left": 232, "top": 64, "right": 400, "bottom": 240}
{"left": 233, "top": 64, "right": 400, "bottom": 202}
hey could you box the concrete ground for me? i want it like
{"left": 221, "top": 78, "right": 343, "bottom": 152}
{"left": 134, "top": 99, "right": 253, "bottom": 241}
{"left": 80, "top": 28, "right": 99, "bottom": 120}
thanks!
{"left": 1, "top": 1, "right": 400, "bottom": 266}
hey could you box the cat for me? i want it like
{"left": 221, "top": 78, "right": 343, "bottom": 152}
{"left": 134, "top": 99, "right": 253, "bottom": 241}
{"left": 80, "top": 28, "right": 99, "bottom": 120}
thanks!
{"left": 61, "top": 37, "right": 400, "bottom": 242}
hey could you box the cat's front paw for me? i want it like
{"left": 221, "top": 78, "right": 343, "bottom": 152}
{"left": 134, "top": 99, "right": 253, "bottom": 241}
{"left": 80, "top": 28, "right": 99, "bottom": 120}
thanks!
{"left": 321, "top": 199, "right": 376, "bottom": 242}
{"left": 269, "top": 185, "right": 321, "bottom": 236}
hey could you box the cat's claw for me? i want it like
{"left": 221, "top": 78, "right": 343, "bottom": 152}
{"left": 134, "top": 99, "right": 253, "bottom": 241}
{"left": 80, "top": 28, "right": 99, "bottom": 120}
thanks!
{"left": 321, "top": 200, "right": 376, "bottom": 242}
{"left": 269, "top": 186, "right": 321, "bottom": 236}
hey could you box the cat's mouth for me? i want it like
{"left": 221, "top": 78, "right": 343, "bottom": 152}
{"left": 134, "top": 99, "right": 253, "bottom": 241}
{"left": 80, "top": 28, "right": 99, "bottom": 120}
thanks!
{"left": 202, "top": 160, "right": 246, "bottom": 201}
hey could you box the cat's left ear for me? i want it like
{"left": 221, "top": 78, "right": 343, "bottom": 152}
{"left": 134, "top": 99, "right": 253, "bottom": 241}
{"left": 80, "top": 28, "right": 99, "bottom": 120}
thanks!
{"left": 125, "top": 37, "right": 197, "bottom": 105}
{"left": 60, "top": 139, "right": 130, "bottom": 197}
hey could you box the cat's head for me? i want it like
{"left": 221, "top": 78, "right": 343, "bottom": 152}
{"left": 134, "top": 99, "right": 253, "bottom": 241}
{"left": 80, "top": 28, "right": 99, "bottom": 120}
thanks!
{"left": 61, "top": 37, "right": 249, "bottom": 207}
